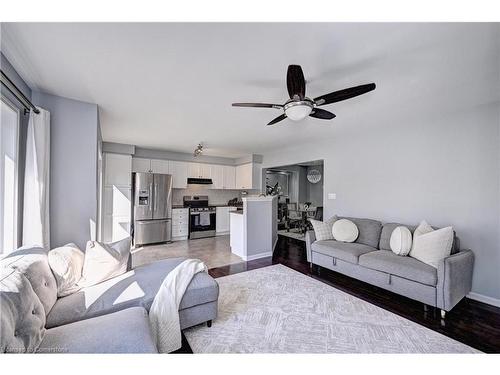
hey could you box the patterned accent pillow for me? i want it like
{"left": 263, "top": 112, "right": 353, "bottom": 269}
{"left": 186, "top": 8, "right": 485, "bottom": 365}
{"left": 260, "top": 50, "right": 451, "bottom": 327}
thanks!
{"left": 309, "top": 216, "right": 338, "bottom": 241}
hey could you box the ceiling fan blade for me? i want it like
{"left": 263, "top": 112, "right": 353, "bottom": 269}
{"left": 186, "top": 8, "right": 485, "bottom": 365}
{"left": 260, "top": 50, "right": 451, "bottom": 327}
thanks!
{"left": 267, "top": 114, "right": 287, "bottom": 126}
{"left": 310, "top": 108, "right": 336, "bottom": 120}
{"left": 232, "top": 103, "right": 283, "bottom": 109}
{"left": 286, "top": 65, "right": 306, "bottom": 99}
{"left": 314, "top": 83, "right": 376, "bottom": 106}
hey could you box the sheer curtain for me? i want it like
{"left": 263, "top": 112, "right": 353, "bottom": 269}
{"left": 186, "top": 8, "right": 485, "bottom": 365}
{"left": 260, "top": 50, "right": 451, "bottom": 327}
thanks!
{"left": 22, "top": 107, "right": 50, "bottom": 249}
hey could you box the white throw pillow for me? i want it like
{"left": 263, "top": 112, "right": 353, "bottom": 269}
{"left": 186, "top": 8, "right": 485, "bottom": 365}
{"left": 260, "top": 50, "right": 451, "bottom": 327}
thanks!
{"left": 78, "top": 237, "right": 131, "bottom": 288}
{"left": 332, "top": 219, "right": 359, "bottom": 243}
{"left": 48, "top": 243, "right": 85, "bottom": 297}
{"left": 409, "top": 221, "right": 453, "bottom": 268}
{"left": 309, "top": 216, "right": 337, "bottom": 241}
{"left": 390, "top": 226, "right": 413, "bottom": 256}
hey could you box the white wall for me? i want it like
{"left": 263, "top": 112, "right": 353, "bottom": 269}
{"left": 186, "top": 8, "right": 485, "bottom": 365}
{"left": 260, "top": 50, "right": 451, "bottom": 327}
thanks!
{"left": 262, "top": 102, "right": 500, "bottom": 300}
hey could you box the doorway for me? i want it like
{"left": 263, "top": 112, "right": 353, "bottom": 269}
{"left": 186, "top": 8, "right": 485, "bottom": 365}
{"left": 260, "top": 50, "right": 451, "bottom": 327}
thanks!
{"left": 264, "top": 160, "right": 324, "bottom": 240}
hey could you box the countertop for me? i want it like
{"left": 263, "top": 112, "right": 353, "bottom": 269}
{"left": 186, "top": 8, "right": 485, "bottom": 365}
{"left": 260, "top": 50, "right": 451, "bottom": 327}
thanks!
{"left": 172, "top": 204, "right": 242, "bottom": 209}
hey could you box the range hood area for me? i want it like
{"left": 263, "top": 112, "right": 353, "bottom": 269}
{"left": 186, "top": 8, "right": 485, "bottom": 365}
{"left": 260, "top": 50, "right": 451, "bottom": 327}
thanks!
{"left": 187, "top": 177, "right": 213, "bottom": 185}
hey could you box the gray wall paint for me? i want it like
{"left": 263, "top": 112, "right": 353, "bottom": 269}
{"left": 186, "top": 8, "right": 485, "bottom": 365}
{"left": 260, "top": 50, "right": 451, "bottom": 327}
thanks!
{"left": 1, "top": 52, "right": 31, "bottom": 247}
{"left": 262, "top": 103, "right": 500, "bottom": 300}
{"left": 32, "top": 91, "right": 99, "bottom": 250}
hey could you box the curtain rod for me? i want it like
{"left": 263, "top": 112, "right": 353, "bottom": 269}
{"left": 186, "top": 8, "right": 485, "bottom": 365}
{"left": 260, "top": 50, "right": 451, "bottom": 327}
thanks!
{"left": 0, "top": 69, "right": 40, "bottom": 114}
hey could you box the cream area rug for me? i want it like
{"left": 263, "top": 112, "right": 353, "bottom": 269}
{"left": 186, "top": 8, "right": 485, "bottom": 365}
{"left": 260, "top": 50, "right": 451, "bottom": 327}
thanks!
{"left": 184, "top": 265, "right": 479, "bottom": 353}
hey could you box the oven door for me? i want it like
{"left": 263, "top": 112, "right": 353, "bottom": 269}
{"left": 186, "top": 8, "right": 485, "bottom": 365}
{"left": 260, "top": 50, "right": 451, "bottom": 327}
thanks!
{"left": 189, "top": 211, "right": 216, "bottom": 237}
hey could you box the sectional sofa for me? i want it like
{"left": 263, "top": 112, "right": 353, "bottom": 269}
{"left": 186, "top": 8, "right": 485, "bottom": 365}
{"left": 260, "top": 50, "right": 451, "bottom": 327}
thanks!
{"left": 0, "top": 246, "right": 219, "bottom": 353}
{"left": 305, "top": 217, "right": 474, "bottom": 317}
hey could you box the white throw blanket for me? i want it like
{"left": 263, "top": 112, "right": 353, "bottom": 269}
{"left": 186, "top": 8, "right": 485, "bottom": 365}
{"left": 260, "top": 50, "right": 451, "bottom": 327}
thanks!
{"left": 149, "top": 259, "right": 207, "bottom": 353}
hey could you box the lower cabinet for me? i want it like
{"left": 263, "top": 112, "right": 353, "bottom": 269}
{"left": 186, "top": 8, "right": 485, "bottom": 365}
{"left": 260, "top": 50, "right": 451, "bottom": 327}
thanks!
{"left": 172, "top": 208, "right": 189, "bottom": 241}
{"left": 216, "top": 206, "right": 237, "bottom": 235}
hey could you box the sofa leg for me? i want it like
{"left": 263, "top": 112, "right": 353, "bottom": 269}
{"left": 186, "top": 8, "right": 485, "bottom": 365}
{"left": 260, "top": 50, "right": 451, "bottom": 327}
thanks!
{"left": 207, "top": 320, "right": 212, "bottom": 328}
{"left": 440, "top": 309, "right": 446, "bottom": 319}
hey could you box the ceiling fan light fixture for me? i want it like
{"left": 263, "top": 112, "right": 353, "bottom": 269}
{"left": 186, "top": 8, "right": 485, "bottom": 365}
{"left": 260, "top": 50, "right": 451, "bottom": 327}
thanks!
{"left": 284, "top": 101, "right": 313, "bottom": 121}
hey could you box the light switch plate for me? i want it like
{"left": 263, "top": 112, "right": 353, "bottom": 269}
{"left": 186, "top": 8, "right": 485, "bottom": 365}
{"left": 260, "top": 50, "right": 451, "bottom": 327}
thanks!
{"left": 328, "top": 193, "right": 337, "bottom": 200}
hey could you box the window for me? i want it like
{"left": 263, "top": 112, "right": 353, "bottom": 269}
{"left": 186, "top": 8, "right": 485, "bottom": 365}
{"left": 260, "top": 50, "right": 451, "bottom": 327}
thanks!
{"left": 0, "top": 97, "right": 19, "bottom": 254}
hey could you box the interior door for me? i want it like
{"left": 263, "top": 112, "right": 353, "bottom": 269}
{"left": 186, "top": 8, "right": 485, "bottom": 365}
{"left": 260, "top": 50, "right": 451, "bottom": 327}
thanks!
{"left": 134, "top": 172, "right": 153, "bottom": 220}
{"left": 153, "top": 174, "right": 172, "bottom": 219}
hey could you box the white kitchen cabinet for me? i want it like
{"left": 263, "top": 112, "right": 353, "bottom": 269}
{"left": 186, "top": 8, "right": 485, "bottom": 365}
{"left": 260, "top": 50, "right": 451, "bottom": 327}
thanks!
{"left": 188, "top": 162, "right": 212, "bottom": 179}
{"left": 188, "top": 163, "right": 200, "bottom": 178}
{"left": 200, "top": 164, "right": 212, "bottom": 179}
{"left": 223, "top": 166, "right": 236, "bottom": 189}
{"left": 104, "top": 186, "right": 131, "bottom": 216}
{"left": 211, "top": 165, "right": 224, "bottom": 189}
{"left": 150, "top": 159, "right": 170, "bottom": 174}
{"left": 172, "top": 208, "right": 189, "bottom": 241}
{"left": 216, "top": 206, "right": 231, "bottom": 234}
{"left": 235, "top": 162, "right": 261, "bottom": 190}
{"left": 105, "top": 153, "right": 132, "bottom": 186}
{"left": 170, "top": 161, "right": 188, "bottom": 188}
{"left": 132, "top": 157, "right": 152, "bottom": 173}
{"left": 103, "top": 153, "right": 132, "bottom": 242}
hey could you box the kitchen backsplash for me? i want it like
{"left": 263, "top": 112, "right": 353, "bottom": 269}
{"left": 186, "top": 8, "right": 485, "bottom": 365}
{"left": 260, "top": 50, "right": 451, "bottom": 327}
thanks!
{"left": 172, "top": 187, "right": 243, "bottom": 205}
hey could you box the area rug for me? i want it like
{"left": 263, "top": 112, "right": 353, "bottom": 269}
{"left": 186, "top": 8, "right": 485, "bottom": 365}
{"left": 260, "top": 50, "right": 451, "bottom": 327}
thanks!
{"left": 184, "top": 264, "right": 479, "bottom": 353}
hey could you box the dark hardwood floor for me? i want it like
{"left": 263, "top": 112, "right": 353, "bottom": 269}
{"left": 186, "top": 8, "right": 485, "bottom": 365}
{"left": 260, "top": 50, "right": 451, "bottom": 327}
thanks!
{"left": 179, "top": 235, "right": 500, "bottom": 353}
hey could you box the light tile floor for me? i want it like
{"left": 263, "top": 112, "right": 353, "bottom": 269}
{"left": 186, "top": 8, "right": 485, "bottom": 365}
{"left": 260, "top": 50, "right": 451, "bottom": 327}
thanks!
{"left": 131, "top": 235, "right": 243, "bottom": 269}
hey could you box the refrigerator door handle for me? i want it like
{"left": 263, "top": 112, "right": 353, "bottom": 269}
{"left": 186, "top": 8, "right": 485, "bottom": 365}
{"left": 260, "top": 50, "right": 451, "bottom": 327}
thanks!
{"left": 149, "top": 183, "right": 153, "bottom": 211}
{"left": 154, "top": 183, "right": 158, "bottom": 212}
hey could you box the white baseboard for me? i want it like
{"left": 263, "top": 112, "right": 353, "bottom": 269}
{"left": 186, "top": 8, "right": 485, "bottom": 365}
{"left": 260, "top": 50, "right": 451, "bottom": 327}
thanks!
{"left": 243, "top": 251, "right": 273, "bottom": 261}
{"left": 467, "top": 292, "right": 500, "bottom": 308}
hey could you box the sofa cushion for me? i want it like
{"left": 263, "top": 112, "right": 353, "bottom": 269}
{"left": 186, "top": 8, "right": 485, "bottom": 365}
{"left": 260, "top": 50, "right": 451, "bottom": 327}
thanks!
{"left": 78, "top": 237, "right": 131, "bottom": 288}
{"left": 379, "top": 223, "right": 417, "bottom": 251}
{"left": 379, "top": 222, "right": 459, "bottom": 254}
{"left": 339, "top": 217, "right": 382, "bottom": 248}
{"left": 359, "top": 251, "right": 437, "bottom": 286}
{"left": 46, "top": 257, "right": 219, "bottom": 328}
{"left": 312, "top": 240, "right": 377, "bottom": 264}
{"left": 38, "top": 307, "right": 157, "bottom": 353}
{"left": 0, "top": 246, "right": 58, "bottom": 316}
{"left": 332, "top": 219, "right": 359, "bottom": 243}
{"left": 48, "top": 243, "right": 85, "bottom": 297}
{"left": 1, "top": 269, "right": 46, "bottom": 353}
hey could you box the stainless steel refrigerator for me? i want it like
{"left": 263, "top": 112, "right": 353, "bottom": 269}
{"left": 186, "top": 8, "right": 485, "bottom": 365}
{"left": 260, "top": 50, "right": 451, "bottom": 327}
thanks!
{"left": 133, "top": 172, "right": 172, "bottom": 246}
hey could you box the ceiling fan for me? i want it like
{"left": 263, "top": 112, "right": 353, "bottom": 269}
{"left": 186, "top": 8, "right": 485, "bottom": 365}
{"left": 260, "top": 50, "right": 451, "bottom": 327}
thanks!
{"left": 232, "top": 65, "right": 376, "bottom": 126}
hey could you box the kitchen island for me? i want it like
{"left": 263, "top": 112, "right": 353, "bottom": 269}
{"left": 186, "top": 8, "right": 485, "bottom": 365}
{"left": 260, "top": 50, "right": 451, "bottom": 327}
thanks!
{"left": 229, "top": 196, "right": 278, "bottom": 261}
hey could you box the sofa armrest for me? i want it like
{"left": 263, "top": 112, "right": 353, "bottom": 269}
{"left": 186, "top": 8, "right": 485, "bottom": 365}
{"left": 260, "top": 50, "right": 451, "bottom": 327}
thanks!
{"left": 305, "top": 230, "right": 316, "bottom": 263}
{"left": 437, "top": 249, "right": 474, "bottom": 311}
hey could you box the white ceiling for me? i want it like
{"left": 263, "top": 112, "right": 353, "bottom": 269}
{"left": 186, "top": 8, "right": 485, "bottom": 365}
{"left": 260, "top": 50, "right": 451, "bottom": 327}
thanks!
{"left": 1, "top": 23, "right": 499, "bottom": 158}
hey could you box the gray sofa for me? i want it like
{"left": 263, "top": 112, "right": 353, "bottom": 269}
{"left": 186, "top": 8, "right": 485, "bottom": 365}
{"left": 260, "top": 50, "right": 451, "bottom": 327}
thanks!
{"left": 0, "top": 246, "right": 219, "bottom": 353}
{"left": 305, "top": 217, "right": 474, "bottom": 317}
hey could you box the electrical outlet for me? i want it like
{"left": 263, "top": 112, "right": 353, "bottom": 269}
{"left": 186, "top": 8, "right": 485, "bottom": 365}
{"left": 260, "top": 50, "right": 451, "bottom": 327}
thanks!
{"left": 328, "top": 193, "right": 337, "bottom": 200}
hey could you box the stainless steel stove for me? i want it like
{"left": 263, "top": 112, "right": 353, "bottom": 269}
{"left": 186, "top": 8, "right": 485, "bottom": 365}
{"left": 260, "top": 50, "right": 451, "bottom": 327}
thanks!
{"left": 183, "top": 196, "right": 216, "bottom": 239}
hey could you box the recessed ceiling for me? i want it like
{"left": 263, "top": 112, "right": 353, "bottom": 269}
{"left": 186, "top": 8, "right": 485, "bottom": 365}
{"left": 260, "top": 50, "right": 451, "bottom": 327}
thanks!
{"left": 1, "top": 23, "right": 499, "bottom": 158}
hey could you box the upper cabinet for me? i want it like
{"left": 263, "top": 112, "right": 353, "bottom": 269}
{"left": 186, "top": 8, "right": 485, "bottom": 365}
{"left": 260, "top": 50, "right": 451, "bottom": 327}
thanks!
{"left": 150, "top": 159, "right": 170, "bottom": 174}
{"left": 132, "top": 158, "right": 170, "bottom": 174}
{"left": 170, "top": 161, "right": 188, "bottom": 189}
{"left": 130, "top": 157, "right": 259, "bottom": 191}
{"left": 132, "top": 157, "right": 152, "bottom": 173}
{"left": 223, "top": 165, "right": 236, "bottom": 189}
{"left": 188, "top": 163, "right": 212, "bottom": 179}
{"left": 105, "top": 153, "right": 132, "bottom": 186}
{"left": 211, "top": 165, "right": 224, "bottom": 189}
{"left": 235, "top": 162, "right": 261, "bottom": 190}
